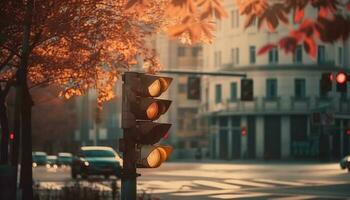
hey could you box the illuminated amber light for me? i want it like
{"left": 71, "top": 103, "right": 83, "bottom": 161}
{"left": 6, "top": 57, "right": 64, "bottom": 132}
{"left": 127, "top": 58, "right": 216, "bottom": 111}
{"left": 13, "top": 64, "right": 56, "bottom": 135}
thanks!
{"left": 148, "top": 79, "right": 161, "bottom": 96}
{"left": 146, "top": 102, "right": 159, "bottom": 120}
{"left": 146, "top": 148, "right": 161, "bottom": 168}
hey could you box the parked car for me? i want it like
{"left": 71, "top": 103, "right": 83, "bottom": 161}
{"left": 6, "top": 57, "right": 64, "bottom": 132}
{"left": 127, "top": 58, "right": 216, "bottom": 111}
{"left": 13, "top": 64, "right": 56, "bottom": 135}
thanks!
{"left": 71, "top": 146, "right": 122, "bottom": 179}
{"left": 57, "top": 152, "right": 73, "bottom": 166}
{"left": 32, "top": 151, "right": 47, "bottom": 167}
{"left": 46, "top": 155, "right": 58, "bottom": 168}
{"left": 340, "top": 155, "right": 350, "bottom": 172}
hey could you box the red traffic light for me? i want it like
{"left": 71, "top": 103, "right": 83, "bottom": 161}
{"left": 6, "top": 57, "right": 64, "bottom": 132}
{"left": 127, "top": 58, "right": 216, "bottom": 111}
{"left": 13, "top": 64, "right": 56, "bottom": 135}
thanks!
{"left": 241, "top": 127, "right": 247, "bottom": 136}
{"left": 336, "top": 72, "right": 347, "bottom": 84}
{"left": 9, "top": 131, "right": 14, "bottom": 140}
{"left": 346, "top": 128, "right": 350, "bottom": 136}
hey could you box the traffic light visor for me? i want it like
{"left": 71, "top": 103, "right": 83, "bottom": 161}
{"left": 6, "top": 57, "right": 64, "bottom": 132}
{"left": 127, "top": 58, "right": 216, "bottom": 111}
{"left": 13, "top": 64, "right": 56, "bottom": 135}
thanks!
{"left": 135, "top": 122, "right": 171, "bottom": 145}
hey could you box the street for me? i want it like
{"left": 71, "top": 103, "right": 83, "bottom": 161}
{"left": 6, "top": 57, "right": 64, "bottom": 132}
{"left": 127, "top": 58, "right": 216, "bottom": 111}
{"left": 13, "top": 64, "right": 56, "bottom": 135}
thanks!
{"left": 33, "top": 161, "right": 350, "bottom": 200}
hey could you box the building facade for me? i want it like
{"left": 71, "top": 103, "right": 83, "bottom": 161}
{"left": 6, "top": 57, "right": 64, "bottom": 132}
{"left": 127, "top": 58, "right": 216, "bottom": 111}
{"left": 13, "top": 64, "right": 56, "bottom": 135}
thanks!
{"left": 154, "top": 35, "right": 208, "bottom": 159}
{"left": 200, "top": 2, "right": 350, "bottom": 160}
{"left": 73, "top": 87, "right": 122, "bottom": 151}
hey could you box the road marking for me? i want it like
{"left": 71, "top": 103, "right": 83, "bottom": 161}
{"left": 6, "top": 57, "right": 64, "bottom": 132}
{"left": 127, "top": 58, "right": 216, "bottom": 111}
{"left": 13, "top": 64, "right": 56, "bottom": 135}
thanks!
{"left": 224, "top": 179, "right": 273, "bottom": 188}
{"left": 210, "top": 192, "right": 269, "bottom": 199}
{"left": 193, "top": 180, "right": 241, "bottom": 189}
{"left": 39, "top": 182, "right": 63, "bottom": 190}
{"left": 254, "top": 179, "right": 305, "bottom": 186}
{"left": 298, "top": 179, "right": 348, "bottom": 185}
{"left": 171, "top": 189, "right": 236, "bottom": 196}
{"left": 270, "top": 195, "right": 317, "bottom": 200}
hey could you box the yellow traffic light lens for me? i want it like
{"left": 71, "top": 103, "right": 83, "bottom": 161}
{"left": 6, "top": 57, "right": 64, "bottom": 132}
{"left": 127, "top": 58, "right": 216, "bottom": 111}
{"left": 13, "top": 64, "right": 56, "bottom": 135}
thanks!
{"left": 147, "top": 148, "right": 161, "bottom": 168}
{"left": 148, "top": 80, "right": 161, "bottom": 97}
{"left": 146, "top": 102, "right": 159, "bottom": 120}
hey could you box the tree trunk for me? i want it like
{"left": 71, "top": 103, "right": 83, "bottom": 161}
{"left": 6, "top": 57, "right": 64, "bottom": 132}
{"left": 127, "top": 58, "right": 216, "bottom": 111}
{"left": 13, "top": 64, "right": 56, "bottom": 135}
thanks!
{"left": 17, "top": 0, "right": 34, "bottom": 199}
{"left": 19, "top": 86, "right": 33, "bottom": 200}
{"left": 0, "top": 97, "right": 10, "bottom": 164}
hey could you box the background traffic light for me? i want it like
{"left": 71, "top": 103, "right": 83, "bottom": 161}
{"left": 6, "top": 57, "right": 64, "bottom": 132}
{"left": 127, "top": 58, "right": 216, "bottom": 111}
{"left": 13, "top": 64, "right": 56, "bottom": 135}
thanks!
{"left": 187, "top": 76, "right": 201, "bottom": 100}
{"left": 320, "top": 72, "right": 333, "bottom": 96}
{"left": 336, "top": 71, "right": 347, "bottom": 93}
{"left": 241, "top": 79, "right": 253, "bottom": 101}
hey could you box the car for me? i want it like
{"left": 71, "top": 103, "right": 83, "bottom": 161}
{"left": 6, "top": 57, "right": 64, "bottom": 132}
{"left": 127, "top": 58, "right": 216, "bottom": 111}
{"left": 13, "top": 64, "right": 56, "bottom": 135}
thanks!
{"left": 32, "top": 151, "right": 48, "bottom": 167}
{"left": 57, "top": 152, "right": 73, "bottom": 166}
{"left": 340, "top": 155, "right": 350, "bottom": 172}
{"left": 46, "top": 155, "right": 58, "bottom": 168}
{"left": 71, "top": 146, "right": 122, "bottom": 179}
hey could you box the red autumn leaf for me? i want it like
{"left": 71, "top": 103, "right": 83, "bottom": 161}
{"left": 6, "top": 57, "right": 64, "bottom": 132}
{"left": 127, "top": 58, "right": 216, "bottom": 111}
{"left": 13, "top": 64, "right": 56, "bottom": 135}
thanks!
{"left": 318, "top": 7, "right": 329, "bottom": 18}
{"left": 258, "top": 43, "right": 277, "bottom": 55}
{"left": 303, "top": 37, "right": 316, "bottom": 58}
{"left": 294, "top": 8, "right": 304, "bottom": 23}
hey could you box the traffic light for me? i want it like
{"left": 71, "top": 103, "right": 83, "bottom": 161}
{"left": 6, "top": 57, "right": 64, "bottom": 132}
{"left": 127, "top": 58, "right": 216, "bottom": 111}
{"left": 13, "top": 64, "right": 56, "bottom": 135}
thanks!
{"left": 336, "top": 71, "right": 347, "bottom": 93}
{"left": 9, "top": 131, "right": 14, "bottom": 141}
{"left": 187, "top": 76, "right": 201, "bottom": 100}
{"left": 346, "top": 128, "right": 350, "bottom": 136}
{"left": 241, "top": 127, "right": 247, "bottom": 136}
{"left": 241, "top": 79, "right": 253, "bottom": 101}
{"left": 320, "top": 72, "right": 333, "bottom": 95}
{"left": 121, "top": 72, "right": 173, "bottom": 168}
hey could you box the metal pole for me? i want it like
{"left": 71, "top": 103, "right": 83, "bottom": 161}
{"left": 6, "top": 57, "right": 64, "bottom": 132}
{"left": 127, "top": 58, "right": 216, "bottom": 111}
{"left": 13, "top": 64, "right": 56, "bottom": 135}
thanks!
{"left": 340, "top": 119, "right": 344, "bottom": 158}
{"left": 120, "top": 73, "right": 137, "bottom": 200}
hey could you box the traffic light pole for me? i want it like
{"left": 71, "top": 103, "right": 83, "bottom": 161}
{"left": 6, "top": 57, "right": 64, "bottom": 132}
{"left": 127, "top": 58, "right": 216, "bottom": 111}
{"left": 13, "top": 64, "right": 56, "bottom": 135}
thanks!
{"left": 121, "top": 73, "right": 138, "bottom": 200}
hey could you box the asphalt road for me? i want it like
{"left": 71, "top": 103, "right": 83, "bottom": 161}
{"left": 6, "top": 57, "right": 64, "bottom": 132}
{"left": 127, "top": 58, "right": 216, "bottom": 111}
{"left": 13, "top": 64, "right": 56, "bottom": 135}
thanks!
{"left": 33, "top": 161, "right": 350, "bottom": 200}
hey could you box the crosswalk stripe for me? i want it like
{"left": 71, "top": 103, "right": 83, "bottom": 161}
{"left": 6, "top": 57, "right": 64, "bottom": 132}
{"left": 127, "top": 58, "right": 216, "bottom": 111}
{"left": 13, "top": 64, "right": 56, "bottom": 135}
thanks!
{"left": 254, "top": 179, "right": 305, "bottom": 186}
{"left": 224, "top": 179, "right": 273, "bottom": 188}
{"left": 210, "top": 192, "right": 270, "bottom": 199}
{"left": 171, "top": 189, "right": 236, "bottom": 196}
{"left": 192, "top": 180, "right": 241, "bottom": 189}
{"left": 270, "top": 195, "right": 317, "bottom": 200}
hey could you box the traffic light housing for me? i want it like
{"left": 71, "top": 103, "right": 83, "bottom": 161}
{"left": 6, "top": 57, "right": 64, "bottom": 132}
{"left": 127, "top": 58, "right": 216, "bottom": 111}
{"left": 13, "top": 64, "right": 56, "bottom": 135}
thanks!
{"left": 241, "top": 79, "right": 253, "bottom": 101}
{"left": 320, "top": 72, "right": 333, "bottom": 96}
{"left": 241, "top": 127, "right": 247, "bottom": 136}
{"left": 336, "top": 71, "right": 347, "bottom": 93}
{"left": 187, "top": 76, "right": 201, "bottom": 100}
{"left": 121, "top": 72, "right": 173, "bottom": 169}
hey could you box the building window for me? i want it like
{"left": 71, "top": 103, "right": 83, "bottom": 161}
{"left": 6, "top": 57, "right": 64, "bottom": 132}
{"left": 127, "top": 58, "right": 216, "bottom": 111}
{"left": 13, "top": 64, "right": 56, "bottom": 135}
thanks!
{"left": 178, "top": 47, "right": 185, "bottom": 57}
{"left": 318, "top": 45, "right": 326, "bottom": 64}
{"left": 268, "top": 48, "right": 279, "bottom": 64}
{"left": 295, "top": 79, "right": 306, "bottom": 99}
{"left": 293, "top": 45, "right": 303, "bottom": 64}
{"left": 231, "top": 10, "right": 239, "bottom": 28}
{"left": 192, "top": 46, "right": 202, "bottom": 57}
{"left": 231, "top": 48, "right": 239, "bottom": 65}
{"left": 215, "top": 84, "right": 222, "bottom": 103}
{"left": 266, "top": 79, "right": 278, "bottom": 99}
{"left": 230, "top": 82, "right": 237, "bottom": 101}
{"left": 214, "top": 51, "right": 222, "bottom": 67}
{"left": 249, "top": 46, "right": 256, "bottom": 64}
{"left": 338, "top": 47, "right": 343, "bottom": 65}
{"left": 178, "top": 83, "right": 186, "bottom": 93}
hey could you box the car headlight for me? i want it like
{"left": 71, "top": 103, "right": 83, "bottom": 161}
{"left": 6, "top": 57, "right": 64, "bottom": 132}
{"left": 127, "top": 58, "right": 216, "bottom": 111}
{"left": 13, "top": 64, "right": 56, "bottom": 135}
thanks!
{"left": 347, "top": 156, "right": 350, "bottom": 162}
{"left": 84, "top": 161, "right": 89, "bottom": 166}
